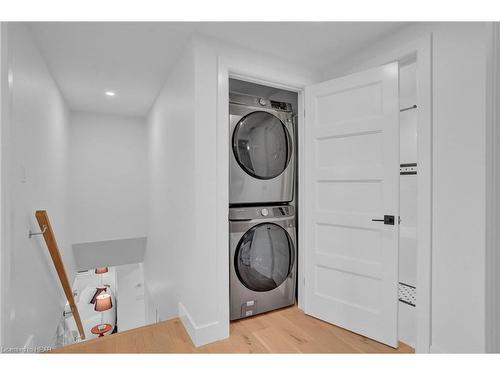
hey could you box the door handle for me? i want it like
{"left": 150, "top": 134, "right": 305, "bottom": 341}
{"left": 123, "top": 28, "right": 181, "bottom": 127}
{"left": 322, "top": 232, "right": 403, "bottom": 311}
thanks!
{"left": 372, "top": 215, "right": 395, "bottom": 225}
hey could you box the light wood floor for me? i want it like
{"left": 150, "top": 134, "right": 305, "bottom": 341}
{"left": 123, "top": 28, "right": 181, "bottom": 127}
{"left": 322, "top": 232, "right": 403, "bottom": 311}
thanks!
{"left": 52, "top": 306, "right": 414, "bottom": 353}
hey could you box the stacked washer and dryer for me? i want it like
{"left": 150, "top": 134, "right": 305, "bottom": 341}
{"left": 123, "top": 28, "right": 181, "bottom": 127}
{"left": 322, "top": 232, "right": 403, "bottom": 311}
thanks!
{"left": 229, "top": 91, "right": 297, "bottom": 320}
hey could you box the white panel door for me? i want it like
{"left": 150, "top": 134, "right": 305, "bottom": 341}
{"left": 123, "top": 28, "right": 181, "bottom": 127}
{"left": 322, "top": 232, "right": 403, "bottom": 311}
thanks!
{"left": 304, "top": 62, "right": 399, "bottom": 347}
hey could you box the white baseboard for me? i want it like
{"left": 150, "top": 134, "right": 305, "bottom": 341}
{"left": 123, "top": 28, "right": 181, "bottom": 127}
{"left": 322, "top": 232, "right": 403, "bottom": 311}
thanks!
{"left": 178, "top": 302, "right": 228, "bottom": 347}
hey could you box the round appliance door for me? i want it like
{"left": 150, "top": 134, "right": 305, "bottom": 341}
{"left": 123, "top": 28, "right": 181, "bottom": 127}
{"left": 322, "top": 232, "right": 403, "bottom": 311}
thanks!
{"left": 235, "top": 223, "right": 294, "bottom": 292}
{"left": 232, "top": 111, "right": 292, "bottom": 180}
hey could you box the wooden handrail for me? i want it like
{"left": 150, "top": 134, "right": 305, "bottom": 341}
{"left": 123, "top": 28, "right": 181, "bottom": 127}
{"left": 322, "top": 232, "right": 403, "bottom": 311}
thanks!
{"left": 35, "top": 210, "right": 86, "bottom": 340}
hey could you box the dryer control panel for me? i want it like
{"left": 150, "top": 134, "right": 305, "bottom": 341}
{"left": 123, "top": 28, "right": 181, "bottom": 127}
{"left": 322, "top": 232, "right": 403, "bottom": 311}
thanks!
{"left": 270, "top": 100, "right": 293, "bottom": 112}
{"left": 229, "top": 92, "right": 293, "bottom": 113}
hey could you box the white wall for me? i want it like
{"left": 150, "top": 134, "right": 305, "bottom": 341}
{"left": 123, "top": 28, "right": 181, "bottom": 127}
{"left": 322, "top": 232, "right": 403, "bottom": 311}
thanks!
{"left": 72, "top": 237, "right": 146, "bottom": 271}
{"left": 69, "top": 111, "right": 148, "bottom": 244}
{"left": 1, "top": 23, "right": 75, "bottom": 349}
{"left": 323, "top": 22, "right": 490, "bottom": 353}
{"left": 143, "top": 40, "right": 196, "bottom": 325}
{"left": 115, "top": 263, "right": 145, "bottom": 332}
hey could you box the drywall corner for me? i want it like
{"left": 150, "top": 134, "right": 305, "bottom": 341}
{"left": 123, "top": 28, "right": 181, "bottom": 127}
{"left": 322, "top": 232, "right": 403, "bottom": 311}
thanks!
{"left": 143, "top": 38, "right": 196, "bottom": 327}
{"left": 178, "top": 302, "right": 227, "bottom": 348}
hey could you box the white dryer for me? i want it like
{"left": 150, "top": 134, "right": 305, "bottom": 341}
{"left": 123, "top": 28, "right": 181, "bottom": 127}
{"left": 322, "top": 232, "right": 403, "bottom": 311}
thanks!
{"left": 229, "top": 93, "right": 295, "bottom": 205}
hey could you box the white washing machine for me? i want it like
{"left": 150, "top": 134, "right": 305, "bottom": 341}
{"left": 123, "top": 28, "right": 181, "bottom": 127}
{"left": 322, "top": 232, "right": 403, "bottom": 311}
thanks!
{"left": 229, "top": 93, "right": 295, "bottom": 205}
{"left": 229, "top": 205, "right": 296, "bottom": 320}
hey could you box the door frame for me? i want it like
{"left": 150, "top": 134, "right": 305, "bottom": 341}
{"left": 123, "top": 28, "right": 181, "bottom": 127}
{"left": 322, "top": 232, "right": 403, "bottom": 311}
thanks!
{"left": 216, "top": 58, "right": 310, "bottom": 335}
{"left": 0, "top": 22, "right": 10, "bottom": 348}
{"left": 0, "top": 22, "right": 4, "bottom": 348}
{"left": 485, "top": 21, "right": 499, "bottom": 353}
{"left": 216, "top": 32, "right": 432, "bottom": 352}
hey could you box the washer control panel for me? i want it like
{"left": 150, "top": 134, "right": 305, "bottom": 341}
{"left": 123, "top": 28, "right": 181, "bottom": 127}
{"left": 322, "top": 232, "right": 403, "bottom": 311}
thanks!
{"left": 229, "top": 205, "right": 295, "bottom": 221}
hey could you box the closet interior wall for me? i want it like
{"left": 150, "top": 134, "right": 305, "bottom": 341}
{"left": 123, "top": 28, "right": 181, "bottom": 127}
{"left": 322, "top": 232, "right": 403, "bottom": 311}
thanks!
{"left": 398, "top": 61, "right": 418, "bottom": 348}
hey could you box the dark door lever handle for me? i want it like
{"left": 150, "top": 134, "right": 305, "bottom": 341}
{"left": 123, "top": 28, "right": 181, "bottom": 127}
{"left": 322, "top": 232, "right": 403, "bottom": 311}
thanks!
{"left": 372, "top": 215, "right": 395, "bottom": 225}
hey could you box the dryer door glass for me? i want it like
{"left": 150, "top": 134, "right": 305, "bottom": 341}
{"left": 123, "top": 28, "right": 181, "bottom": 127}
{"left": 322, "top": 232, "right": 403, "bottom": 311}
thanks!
{"left": 233, "top": 111, "right": 291, "bottom": 180}
{"left": 235, "top": 223, "right": 294, "bottom": 292}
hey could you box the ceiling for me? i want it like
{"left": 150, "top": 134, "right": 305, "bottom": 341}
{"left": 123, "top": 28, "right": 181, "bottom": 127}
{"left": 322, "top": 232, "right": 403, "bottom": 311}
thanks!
{"left": 29, "top": 22, "right": 410, "bottom": 117}
{"left": 29, "top": 23, "right": 192, "bottom": 117}
{"left": 170, "top": 22, "right": 409, "bottom": 70}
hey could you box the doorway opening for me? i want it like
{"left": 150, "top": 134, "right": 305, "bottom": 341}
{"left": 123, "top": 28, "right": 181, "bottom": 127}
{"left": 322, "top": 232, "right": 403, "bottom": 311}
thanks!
{"left": 227, "top": 78, "right": 300, "bottom": 320}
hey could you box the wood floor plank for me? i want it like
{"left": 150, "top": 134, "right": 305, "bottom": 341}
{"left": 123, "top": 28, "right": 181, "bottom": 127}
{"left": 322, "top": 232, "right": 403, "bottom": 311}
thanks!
{"left": 252, "top": 326, "right": 301, "bottom": 353}
{"left": 280, "top": 311, "right": 359, "bottom": 353}
{"left": 223, "top": 321, "right": 269, "bottom": 353}
{"left": 52, "top": 306, "right": 415, "bottom": 354}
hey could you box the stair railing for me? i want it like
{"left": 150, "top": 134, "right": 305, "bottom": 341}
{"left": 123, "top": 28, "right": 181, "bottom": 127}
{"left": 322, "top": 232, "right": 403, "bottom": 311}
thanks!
{"left": 33, "top": 210, "right": 85, "bottom": 340}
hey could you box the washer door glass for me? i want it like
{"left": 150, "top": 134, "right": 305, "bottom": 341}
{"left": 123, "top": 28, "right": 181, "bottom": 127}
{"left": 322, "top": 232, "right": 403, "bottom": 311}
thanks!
{"left": 233, "top": 111, "right": 291, "bottom": 180}
{"left": 235, "top": 223, "right": 294, "bottom": 292}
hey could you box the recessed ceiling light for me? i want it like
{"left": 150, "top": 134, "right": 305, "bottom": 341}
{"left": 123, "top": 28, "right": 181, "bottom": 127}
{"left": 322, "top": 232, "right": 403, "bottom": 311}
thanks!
{"left": 105, "top": 91, "right": 116, "bottom": 97}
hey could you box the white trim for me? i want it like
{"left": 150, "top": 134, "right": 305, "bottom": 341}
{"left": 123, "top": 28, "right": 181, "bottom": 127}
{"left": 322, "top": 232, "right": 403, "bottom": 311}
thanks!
{"left": 229, "top": 72, "right": 303, "bottom": 93}
{"left": 494, "top": 21, "right": 500, "bottom": 354}
{"left": 178, "top": 302, "right": 221, "bottom": 348}
{"left": 0, "top": 21, "right": 3, "bottom": 349}
{"left": 485, "top": 22, "right": 499, "bottom": 353}
{"left": 297, "top": 89, "right": 306, "bottom": 310}
{"left": 0, "top": 22, "right": 10, "bottom": 348}
{"left": 0, "top": 22, "right": 3, "bottom": 349}
{"left": 414, "top": 34, "right": 433, "bottom": 354}
{"left": 215, "top": 56, "right": 231, "bottom": 344}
